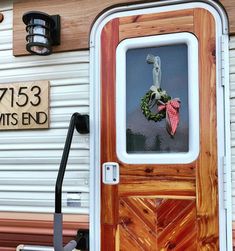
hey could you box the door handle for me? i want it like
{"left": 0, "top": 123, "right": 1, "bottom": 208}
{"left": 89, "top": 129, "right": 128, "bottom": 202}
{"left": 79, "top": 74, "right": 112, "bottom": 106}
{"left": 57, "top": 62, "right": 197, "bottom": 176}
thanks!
{"left": 102, "top": 162, "right": 119, "bottom": 185}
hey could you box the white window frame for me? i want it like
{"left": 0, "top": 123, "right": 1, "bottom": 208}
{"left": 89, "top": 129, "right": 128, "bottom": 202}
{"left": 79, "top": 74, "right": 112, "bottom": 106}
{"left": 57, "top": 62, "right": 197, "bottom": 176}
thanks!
{"left": 116, "top": 32, "right": 199, "bottom": 164}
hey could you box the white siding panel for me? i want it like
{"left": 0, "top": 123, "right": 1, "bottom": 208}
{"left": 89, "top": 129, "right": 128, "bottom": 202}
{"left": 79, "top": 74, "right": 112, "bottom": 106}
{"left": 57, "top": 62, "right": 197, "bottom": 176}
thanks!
{"left": 230, "top": 36, "right": 235, "bottom": 220}
{"left": 0, "top": 164, "right": 89, "bottom": 171}
{"left": 0, "top": 4, "right": 89, "bottom": 214}
{"left": 230, "top": 37, "right": 235, "bottom": 50}
{"left": 0, "top": 9, "right": 12, "bottom": 31}
{"left": 0, "top": 1, "right": 12, "bottom": 11}
{"left": 0, "top": 30, "right": 12, "bottom": 50}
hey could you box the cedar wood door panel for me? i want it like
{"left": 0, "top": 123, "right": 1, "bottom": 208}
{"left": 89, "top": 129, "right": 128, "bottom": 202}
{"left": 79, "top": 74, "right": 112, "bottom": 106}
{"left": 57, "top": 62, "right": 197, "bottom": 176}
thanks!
{"left": 100, "top": 8, "right": 218, "bottom": 250}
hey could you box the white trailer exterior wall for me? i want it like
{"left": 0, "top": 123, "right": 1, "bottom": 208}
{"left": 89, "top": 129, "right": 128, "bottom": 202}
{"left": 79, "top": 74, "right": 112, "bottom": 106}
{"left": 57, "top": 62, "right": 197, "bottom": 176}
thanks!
{"left": 0, "top": 1, "right": 90, "bottom": 214}
{"left": 230, "top": 37, "right": 235, "bottom": 220}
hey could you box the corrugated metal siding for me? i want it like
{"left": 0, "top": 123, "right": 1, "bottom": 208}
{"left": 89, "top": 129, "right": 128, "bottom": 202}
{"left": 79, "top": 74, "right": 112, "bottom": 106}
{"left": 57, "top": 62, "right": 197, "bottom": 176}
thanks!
{"left": 230, "top": 36, "right": 235, "bottom": 220}
{"left": 0, "top": 1, "right": 89, "bottom": 213}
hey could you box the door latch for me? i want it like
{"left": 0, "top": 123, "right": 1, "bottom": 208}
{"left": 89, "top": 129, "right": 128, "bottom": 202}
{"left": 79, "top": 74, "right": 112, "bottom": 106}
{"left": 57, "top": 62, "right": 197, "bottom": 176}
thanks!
{"left": 102, "top": 162, "right": 119, "bottom": 185}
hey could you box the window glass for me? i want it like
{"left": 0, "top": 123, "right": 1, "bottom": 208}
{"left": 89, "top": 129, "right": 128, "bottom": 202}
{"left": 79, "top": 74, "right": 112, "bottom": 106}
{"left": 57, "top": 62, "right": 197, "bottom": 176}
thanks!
{"left": 126, "top": 44, "right": 189, "bottom": 153}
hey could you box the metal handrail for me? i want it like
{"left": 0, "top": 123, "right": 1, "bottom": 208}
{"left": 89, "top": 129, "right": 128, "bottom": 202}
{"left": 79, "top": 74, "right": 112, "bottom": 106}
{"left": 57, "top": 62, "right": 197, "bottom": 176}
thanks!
{"left": 54, "top": 113, "right": 89, "bottom": 251}
{"left": 55, "top": 113, "right": 89, "bottom": 213}
{"left": 16, "top": 113, "right": 89, "bottom": 251}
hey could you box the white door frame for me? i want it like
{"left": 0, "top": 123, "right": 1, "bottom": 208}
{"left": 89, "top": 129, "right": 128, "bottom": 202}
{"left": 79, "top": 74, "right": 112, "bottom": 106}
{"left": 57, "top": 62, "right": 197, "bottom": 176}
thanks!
{"left": 89, "top": 1, "right": 231, "bottom": 250}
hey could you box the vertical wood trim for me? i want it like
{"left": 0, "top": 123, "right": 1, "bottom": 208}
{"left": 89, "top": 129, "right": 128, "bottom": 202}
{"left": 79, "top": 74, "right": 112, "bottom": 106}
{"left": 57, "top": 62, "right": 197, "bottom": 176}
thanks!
{"left": 101, "top": 18, "right": 119, "bottom": 249}
{"left": 194, "top": 9, "right": 219, "bottom": 250}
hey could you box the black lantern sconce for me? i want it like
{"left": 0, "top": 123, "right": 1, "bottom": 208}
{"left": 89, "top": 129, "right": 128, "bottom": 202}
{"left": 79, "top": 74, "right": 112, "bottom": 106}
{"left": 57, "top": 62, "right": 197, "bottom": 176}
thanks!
{"left": 22, "top": 11, "right": 60, "bottom": 56}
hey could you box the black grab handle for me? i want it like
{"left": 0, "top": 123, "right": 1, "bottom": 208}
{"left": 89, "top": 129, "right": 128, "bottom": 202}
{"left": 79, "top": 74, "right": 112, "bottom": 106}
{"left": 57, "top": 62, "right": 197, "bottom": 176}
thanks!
{"left": 55, "top": 113, "right": 89, "bottom": 214}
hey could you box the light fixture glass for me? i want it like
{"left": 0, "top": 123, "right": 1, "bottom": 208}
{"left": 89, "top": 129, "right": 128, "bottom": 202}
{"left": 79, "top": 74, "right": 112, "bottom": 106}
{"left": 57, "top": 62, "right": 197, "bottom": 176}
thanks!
{"left": 23, "top": 11, "right": 60, "bottom": 56}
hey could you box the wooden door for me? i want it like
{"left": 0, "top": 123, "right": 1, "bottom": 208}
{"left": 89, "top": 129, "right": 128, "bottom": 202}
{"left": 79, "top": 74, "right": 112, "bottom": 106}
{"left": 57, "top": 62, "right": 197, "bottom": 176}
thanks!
{"left": 100, "top": 8, "right": 218, "bottom": 250}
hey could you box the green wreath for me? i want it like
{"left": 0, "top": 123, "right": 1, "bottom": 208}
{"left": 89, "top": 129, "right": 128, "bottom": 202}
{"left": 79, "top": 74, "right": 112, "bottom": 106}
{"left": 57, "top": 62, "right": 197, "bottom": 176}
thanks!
{"left": 140, "top": 88, "right": 171, "bottom": 122}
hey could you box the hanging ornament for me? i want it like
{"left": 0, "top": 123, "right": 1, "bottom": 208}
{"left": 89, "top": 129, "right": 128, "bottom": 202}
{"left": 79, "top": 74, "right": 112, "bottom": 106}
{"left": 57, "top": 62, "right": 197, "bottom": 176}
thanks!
{"left": 140, "top": 54, "right": 181, "bottom": 136}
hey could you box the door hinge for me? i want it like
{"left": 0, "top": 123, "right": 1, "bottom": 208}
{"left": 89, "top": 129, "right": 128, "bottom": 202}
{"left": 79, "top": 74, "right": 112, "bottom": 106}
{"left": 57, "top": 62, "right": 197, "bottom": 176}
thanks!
{"left": 220, "top": 35, "right": 226, "bottom": 87}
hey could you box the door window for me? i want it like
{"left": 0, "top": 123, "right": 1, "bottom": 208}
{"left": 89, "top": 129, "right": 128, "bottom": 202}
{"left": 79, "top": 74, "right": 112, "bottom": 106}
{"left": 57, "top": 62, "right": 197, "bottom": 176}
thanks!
{"left": 116, "top": 33, "right": 199, "bottom": 164}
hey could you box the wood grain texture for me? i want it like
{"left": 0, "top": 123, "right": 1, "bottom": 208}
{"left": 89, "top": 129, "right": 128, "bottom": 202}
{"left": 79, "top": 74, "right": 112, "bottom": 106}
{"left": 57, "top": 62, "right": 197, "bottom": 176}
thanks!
{"left": 119, "top": 198, "right": 197, "bottom": 251}
{"left": 119, "top": 179, "right": 196, "bottom": 197}
{"left": 119, "top": 9, "right": 194, "bottom": 41}
{"left": 157, "top": 199, "right": 197, "bottom": 250}
{"left": 13, "top": 0, "right": 149, "bottom": 56}
{"left": 101, "top": 7, "right": 219, "bottom": 250}
{"left": 121, "top": 164, "right": 195, "bottom": 182}
{"left": 194, "top": 8, "right": 219, "bottom": 250}
{"left": 101, "top": 18, "right": 119, "bottom": 230}
{"left": 119, "top": 198, "right": 157, "bottom": 251}
{"left": 101, "top": 224, "right": 116, "bottom": 251}
{"left": 12, "top": 0, "right": 235, "bottom": 56}
{"left": 220, "top": 0, "right": 235, "bottom": 34}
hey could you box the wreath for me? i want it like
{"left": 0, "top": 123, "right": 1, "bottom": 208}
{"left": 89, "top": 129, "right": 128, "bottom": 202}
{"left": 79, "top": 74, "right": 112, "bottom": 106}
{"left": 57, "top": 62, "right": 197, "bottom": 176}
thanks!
{"left": 140, "top": 54, "right": 181, "bottom": 136}
{"left": 140, "top": 87, "right": 171, "bottom": 122}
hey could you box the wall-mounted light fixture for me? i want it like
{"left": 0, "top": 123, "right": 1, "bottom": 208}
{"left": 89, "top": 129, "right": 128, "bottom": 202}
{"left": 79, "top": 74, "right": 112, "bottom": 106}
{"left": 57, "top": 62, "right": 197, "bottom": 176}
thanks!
{"left": 22, "top": 11, "right": 60, "bottom": 56}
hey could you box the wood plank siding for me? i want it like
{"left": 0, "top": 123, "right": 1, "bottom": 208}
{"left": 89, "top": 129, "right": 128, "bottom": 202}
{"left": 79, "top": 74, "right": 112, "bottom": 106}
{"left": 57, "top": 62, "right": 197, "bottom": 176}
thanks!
{"left": 12, "top": 0, "right": 235, "bottom": 56}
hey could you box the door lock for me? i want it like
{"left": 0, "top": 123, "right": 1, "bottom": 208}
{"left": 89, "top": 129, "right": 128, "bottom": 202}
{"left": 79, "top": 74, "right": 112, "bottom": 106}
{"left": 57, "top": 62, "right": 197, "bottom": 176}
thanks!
{"left": 102, "top": 162, "right": 119, "bottom": 185}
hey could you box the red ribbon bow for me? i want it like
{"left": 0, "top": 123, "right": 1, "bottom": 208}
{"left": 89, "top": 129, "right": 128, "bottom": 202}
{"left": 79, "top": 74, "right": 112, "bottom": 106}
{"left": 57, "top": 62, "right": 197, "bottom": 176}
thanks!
{"left": 158, "top": 99, "right": 181, "bottom": 136}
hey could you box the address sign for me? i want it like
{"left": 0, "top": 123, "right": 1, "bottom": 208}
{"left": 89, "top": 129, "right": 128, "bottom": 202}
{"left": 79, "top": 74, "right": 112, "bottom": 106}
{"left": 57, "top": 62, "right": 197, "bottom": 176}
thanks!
{"left": 0, "top": 81, "right": 49, "bottom": 130}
